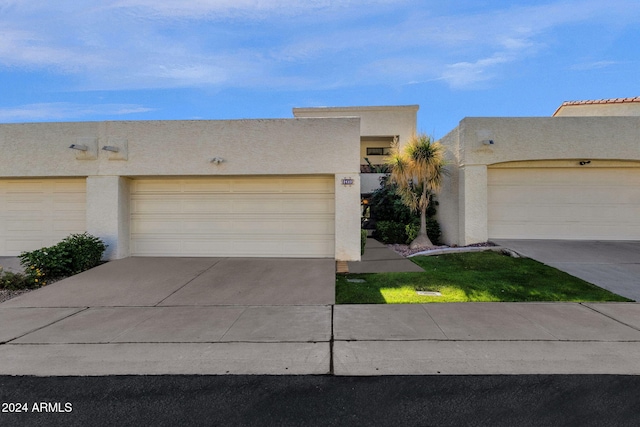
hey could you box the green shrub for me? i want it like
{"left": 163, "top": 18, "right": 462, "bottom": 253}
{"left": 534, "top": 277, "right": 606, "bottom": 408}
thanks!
{"left": 426, "top": 218, "right": 442, "bottom": 245}
{"left": 405, "top": 223, "right": 419, "bottom": 244}
{"left": 369, "top": 177, "right": 442, "bottom": 245}
{"left": 19, "top": 244, "right": 70, "bottom": 285}
{"left": 405, "top": 220, "right": 442, "bottom": 245}
{"left": 0, "top": 268, "right": 35, "bottom": 290}
{"left": 361, "top": 229, "right": 368, "bottom": 255}
{"left": 19, "top": 232, "right": 107, "bottom": 286}
{"left": 60, "top": 233, "right": 107, "bottom": 274}
{"left": 374, "top": 221, "right": 408, "bottom": 244}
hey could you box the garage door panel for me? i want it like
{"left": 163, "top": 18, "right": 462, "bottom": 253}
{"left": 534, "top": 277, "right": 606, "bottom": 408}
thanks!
{"left": 490, "top": 204, "right": 629, "bottom": 223}
{"left": 282, "top": 179, "right": 334, "bottom": 193}
{"left": 488, "top": 168, "right": 640, "bottom": 240}
{"left": 6, "top": 219, "right": 44, "bottom": 233}
{"left": 0, "top": 179, "right": 86, "bottom": 256}
{"left": 490, "top": 184, "right": 639, "bottom": 205}
{"left": 53, "top": 218, "right": 85, "bottom": 232}
{"left": 130, "top": 176, "right": 335, "bottom": 258}
{"left": 5, "top": 238, "right": 45, "bottom": 253}
{"left": 131, "top": 237, "right": 334, "bottom": 258}
{"left": 132, "top": 198, "right": 233, "bottom": 214}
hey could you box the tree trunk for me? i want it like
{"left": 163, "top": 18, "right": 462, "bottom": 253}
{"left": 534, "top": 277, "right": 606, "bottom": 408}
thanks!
{"left": 409, "top": 183, "right": 433, "bottom": 249}
{"left": 409, "top": 233, "right": 433, "bottom": 249}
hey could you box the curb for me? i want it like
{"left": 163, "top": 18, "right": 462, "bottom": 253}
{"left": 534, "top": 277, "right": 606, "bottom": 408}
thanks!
{"left": 407, "top": 246, "right": 522, "bottom": 258}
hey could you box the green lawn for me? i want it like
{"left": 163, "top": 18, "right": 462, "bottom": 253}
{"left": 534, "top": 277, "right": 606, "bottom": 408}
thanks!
{"left": 336, "top": 251, "right": 632, "bottom": 304}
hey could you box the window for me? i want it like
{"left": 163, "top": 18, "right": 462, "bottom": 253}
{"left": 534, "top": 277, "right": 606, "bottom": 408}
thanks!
{"left": 366, "top": 147, "right": 391, "bottom": 156}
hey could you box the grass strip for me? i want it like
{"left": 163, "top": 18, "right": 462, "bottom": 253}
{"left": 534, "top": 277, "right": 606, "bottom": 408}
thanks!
{"left": 336, "top": 251, "right": 632, "bottom": 304}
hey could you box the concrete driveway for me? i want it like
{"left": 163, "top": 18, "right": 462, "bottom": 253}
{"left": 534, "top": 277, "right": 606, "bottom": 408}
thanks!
{"left": 493, "top": 240, "right": 640, "bottom": 302}
{"left": 1, "top": 256, "right": 335, "bottom": 307}
{"left": 0, "top": 256, "right": 335, "bottom": 375}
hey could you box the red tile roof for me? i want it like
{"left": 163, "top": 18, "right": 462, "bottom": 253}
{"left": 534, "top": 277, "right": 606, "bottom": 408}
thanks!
{"left": 560, "top": 97, "right": 640, "bottom": 106}
{"left": 553, "top": 97, "right": 640, "bottom": 116}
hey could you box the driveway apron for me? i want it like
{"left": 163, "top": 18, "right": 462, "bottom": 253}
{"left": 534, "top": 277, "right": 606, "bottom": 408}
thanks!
{"left": 0, "top": 257, "right": 334, "bottom": 375}
{"left": 493, "top": 239, "right": 640, "bottom": 302}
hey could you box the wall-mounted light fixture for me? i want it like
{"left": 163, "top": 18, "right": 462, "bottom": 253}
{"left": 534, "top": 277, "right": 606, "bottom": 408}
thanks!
{"left": 69, "top": 144, "right": 88, "bottom": 151}
{"left": 102, "top": 145, "right": 120, "bottom": 153}
{"left": 482, "top": 139, "right": 494, "bottom": 146}
{"left": 579, "top": 160, "right": 591, "bottom": 166}
{"left": 210, "top": 157, "right": 225, "bottom": 164}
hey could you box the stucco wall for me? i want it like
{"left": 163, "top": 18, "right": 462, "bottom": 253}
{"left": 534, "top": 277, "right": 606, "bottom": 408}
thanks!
{"left": 437, "top": 116, "right": 640, "bottom": 245}
{"left": 554, "top": 103, "right": 640, "bottom": 117}
{"left": 435, "top": 126, "right": 460, "bottom": 245}
{"left": 0, "top": 118, "right": 360, "bottom": 177}
{"left": 292, "top": 105, "right": 418, "bottom": 146}
{"left": 0, "top": 118, "right": 361, "bottom": 261}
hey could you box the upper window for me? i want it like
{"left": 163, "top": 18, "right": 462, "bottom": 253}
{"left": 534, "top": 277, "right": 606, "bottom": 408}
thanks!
{"left": 366, "top": 147, "right": 391, "bottom": 156}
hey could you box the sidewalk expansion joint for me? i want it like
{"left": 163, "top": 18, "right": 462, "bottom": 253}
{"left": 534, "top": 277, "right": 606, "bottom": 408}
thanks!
{"left": 333, "top": 339, "right": 640, "bottom": 343}
{"left": 2, "top": 307, "right": 90, "bottom": 345}
{"left": 154, "top": 258, "right": 225, "bottom": 307}
{"left": 329, "top": 305, "right": 335, "bottom": 375}
{"left": 580, "top": 303, "right": 640, "bottom": 332}
{"left": 6, "top": 340, "right": 330, "bottom": 345}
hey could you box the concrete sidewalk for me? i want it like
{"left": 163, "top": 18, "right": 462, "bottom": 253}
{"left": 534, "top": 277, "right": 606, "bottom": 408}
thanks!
{"left": 2, "top": 249, "right": 640, "bottom": 376}
{"left": 1, "top": 302, "right": 640, "bottom": 375}
{"left": 347, "top": 238, "right": 424, "bottom": 273}
{"left": 333, "top": 302, "right": 640, "bottom": 375}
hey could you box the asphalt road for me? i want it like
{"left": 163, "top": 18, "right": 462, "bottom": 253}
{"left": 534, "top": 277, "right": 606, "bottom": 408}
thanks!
{"left": 2, "top": 375, "right": 640, "bottom": 426}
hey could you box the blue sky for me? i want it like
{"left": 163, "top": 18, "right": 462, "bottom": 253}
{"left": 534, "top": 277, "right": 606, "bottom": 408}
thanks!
{"left": 1, "top": 0, "right": 639, "bottom": 138}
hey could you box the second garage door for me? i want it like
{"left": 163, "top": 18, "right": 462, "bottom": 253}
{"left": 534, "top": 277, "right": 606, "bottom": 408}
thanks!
{"left": 488, "top": 167, "right": 640, "bottom": 240}
{"left": 130, "top": 176, "right": 335, "bottom": 257}
{"left": 0, "top": 178, "right": 86, "bottom": 256}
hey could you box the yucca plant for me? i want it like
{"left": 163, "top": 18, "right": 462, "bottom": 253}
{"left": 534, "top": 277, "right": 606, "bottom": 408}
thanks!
{"left": 386, "top": 133, "right": 446, "bottom": 248}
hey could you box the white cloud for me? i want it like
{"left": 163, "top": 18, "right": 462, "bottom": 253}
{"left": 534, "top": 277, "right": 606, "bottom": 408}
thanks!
{"left": 569, "top": 61, "right": 624, "bottom": 71}
{"left": 441, "top": 54, "right": 513, "bottom": 88}
{"left": 0, "top": 103, "right": 155, "bottom": 122}
{"left": 107, "top": 0, "right": 399, "bottom": 19}
{"left": 0, "top": 0, "right": 638, "bottom": 92}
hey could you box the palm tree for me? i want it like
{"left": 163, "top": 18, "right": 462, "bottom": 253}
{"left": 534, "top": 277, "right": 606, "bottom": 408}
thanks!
{"left": 386, "top": 133, "right": 446, "bottom": 248}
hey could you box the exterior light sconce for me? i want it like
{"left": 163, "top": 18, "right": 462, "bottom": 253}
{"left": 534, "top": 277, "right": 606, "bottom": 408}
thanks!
{"left": 579, "top": 160, "right": 591, "bottom": 166}
{"left": 482, "top": 139, "right": 494, "bottom": 146}
{"left": 102, "top": 145, "right": 120, "bottom": 153}
{"left": 210, "top": 157, "right": 225, "bottom": 164}
{"left": 70, "top": 137, "right": 98, "bottom": 160}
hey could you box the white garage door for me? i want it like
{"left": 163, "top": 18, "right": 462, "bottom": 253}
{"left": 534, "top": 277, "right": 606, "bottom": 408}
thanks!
{"left": 0, "top": 179, "right": 86, "bottom": 256}
{"left": 130, "top": 176, "right": 335, "bottom": 257}
{"left": 488, "top": 167, "right": 640, "bottom": 240}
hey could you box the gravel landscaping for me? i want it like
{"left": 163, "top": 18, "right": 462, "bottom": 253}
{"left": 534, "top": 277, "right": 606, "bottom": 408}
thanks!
{"left": 0, "top": 288, "right": 33, "bottom": 304}
{"left": 388, "top": 241, "right": 496, "bottom": 257}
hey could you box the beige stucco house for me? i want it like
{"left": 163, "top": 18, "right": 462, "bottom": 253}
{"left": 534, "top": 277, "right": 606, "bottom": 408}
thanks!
{"left": 553, "top": 96, "right": 640, "bottom": 117}
{"left": 293, "top": 105, "right": 419, "bottom": 194}
{"left": 437, "top": 97, "right": 640, "bottom": 246}
{"left": 0, "top": 105, "right": 419, "bottom": 262}
{"left": 3, "top": 98, "right": 638, "bottom": 262}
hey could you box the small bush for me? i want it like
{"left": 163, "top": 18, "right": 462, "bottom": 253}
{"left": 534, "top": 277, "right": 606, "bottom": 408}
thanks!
{"left": 405, "top": 220, "right": 441, "bottom": 245}
{"left": 374, "top": 221, "right": 408, "bottom": 244}
{"left": 426, "top": 218, "right": 442, "bottom": 245}
{"left": 0, "top": 268, "right": 35, "bottom": 290}
{"left": 405, "top": 223, "right": 419, "bottom": 244}
{"left": 361, "top": 229, "right": 367, "bottom": 255}
{"left": 60, "top": 233, "right": 107, "bottom": 274}
{"left": 19, "top": 232, "right": 107, "bottom": 286}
